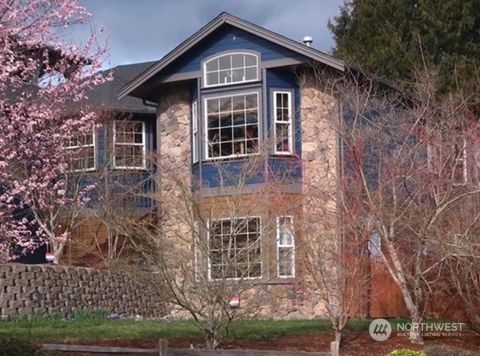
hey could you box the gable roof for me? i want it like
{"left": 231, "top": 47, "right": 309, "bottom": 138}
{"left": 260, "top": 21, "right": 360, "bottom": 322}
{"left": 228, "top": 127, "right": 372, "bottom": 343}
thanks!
{"left": 90, "top": 61, "right": 157, "bottom": 114}
{"left": 118, "top": 12, "right": 345, "bottom": 100}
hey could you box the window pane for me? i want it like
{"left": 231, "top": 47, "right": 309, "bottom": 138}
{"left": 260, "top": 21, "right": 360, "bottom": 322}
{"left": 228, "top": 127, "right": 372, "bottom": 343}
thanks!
{"left": 219, "top": 70, "right": 231, "bottom": 84}
{"left": 207, "top": 72, "right": 218, "bottom": 86}
{"left": 207, "top": 99, "right": 219, "bottom": 114}
{"left": 232, "top": 68, "right": 244, "bottom": 82}
{"left": 245, "top": 67, "right": 257, "bottom": 81}
{"left": 220, "top": 97, "right": 232, "bottom": 113}
{"left": 245, "top": 54, "right": 257, "bottom": 66}
{"left": 206, "top": 58, "right": 219, "bottom": 72}
{"left": 219, "top": 55, "right": 231, "bottom": 70}
{"left": 245, "top": 94, "right": 257, "bottom": 109}
{"left": 232, "top": 96, "right": 245, "bottom": 111}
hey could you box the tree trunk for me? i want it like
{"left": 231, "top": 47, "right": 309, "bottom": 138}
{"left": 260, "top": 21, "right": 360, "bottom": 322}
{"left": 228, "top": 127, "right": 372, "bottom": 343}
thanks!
{"left": 334, "top": 329, "right": 342, "bottom": 344}
{"left": 53, "top": 241, "right": 65, "bottom": 264}
{"left": 205, "top": 331, "right": 219, "bottom": 350}
{"left": 409, "top": 312, "right": 424, "bottom": 344}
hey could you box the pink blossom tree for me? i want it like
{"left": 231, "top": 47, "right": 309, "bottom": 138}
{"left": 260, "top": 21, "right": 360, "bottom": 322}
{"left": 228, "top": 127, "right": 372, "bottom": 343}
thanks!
{"left": 0, "top": 0, "right": 109, "bottom": 262}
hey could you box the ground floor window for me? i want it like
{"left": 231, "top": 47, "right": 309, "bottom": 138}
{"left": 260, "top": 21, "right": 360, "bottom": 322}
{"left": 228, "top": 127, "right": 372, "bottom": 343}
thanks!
{"left": 208, "top": 217, "right": 262, "bottom": 280}
{"left": 276, "top": 216, "right": 295, "bottom": 277}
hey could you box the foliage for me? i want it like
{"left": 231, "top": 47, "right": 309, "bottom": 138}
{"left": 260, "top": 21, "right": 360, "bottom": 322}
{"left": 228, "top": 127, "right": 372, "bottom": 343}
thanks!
{"left": 329, "top": 0, "right": 480, "bottom": 100}
{"left": 0, "top": 338, "right": 53, "bottom": 355}
{"left": 387, "top": 349, "right": 426, "bottom": 356}
{"left": 0, "top": 0, "right": 109, "bottom": 262}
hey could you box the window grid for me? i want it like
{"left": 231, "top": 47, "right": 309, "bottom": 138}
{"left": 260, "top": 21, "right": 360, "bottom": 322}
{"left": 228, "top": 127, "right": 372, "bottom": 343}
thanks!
{"left": 204, "top": 53, "right": 259, "bottom": 88}
{"left": 64, "top": 130, "right": 96, "bottom": 172}
{"left": 208, "top": 217, "right": 262, "bottom": 280}
{"left": 273, "top": 91, "right": 293, "bottom": 154}
{"left": 113, "top": 121, "right": 146, "bottom": 170}
{"left": 205, "top": 92, "right": 259, "bottom": 159}
{"left": 192, "top": 101, "right": 198, "bottom": 163}
{"left": 276, "top": 216, "right": 295, "bottom": 278}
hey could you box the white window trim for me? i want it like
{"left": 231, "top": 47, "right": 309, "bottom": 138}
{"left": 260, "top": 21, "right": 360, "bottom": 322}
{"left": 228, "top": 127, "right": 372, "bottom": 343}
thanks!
{"left": 276, "top": 216, "right": 295, "bottom": 278}
{"left": 203, "top": 52, "right": 259, "bottom": 88}
{"left": 64, "top": 128, "right": 96, "bottom": 173}
{"left": 273, "top": 90, "right": 293, "bottom": 155}
{"left": 207, "top": 216, "right": 262, "bottom": 281}
{"left": 113, "top": 120, "right": 147, "bottom": 170}
{"left": 203, "top": 91, "right": 261, "bottom": 160}
{"left": 453, "top": 136, "right": 467, "bottom": 186}
{"left": 192, "top": 100, "right": 199, "bottom": 163}
{"left": 193, "top": 221, "right": 200, "bottom": 281}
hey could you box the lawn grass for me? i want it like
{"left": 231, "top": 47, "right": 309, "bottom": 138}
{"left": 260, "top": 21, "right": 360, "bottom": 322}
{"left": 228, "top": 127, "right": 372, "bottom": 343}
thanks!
{"left": 0, "top": 316, "right": 426, "bottom": 342}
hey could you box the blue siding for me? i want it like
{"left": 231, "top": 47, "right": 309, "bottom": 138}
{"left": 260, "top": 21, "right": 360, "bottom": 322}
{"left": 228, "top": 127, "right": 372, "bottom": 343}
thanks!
{"left": 162, "top": 24, "right": 302, "bottom": 75}
{"left": 266, "top": 68, "right": 301, "bottom": 157}
{"left": 201, "top": 160, "right": 264, "bottom": 188}
{"left": 83, "top": 115, "right": 157, "bottom": 209}
{"left": 267, "top": 157, "right": 302, "bottom": 182}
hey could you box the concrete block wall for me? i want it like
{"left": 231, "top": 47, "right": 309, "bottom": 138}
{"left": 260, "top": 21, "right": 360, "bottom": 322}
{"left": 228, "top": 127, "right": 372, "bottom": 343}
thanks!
{"left": 0, "top": 264, "right": 165, "bottom": 319}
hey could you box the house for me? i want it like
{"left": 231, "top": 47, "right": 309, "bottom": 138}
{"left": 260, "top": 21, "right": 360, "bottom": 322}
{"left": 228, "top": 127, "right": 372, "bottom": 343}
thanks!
{"left": 114, "top": 12, "right": 347, "bottom": 318}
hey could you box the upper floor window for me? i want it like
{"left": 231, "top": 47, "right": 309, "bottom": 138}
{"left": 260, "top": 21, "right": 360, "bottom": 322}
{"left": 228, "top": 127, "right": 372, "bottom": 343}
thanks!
{"left": 205, "top": 92, "right": 259, "bottom": 159}
{"left": 192, "top": 101, "right": 199, "bottom": 163}
{"left": 273, "top": 91, "right": 293, "bottom": 154}
{"left": 113, "top": 120, "right": 146, "bottom": 169}
{"left": 204, "top": 52, "right": 259, "bottom": 88}
{"left": 64, "top": 130, "right": 96, "bottom": 172}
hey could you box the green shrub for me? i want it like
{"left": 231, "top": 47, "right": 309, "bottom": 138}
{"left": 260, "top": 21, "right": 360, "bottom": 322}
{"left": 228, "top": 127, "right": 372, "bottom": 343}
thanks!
{"left": 0, "top": 338, "right": 53, "bottom": 355}
{"left": 387, "top": 349, "right": 426, "bottom": 356}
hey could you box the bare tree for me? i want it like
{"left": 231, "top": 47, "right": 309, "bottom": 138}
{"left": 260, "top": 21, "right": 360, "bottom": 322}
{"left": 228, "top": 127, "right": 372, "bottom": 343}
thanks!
{"left": 119, "top": 144, "right": 294, "bottom": 349}
{"left": 303, "top": 66, "right": 480, "bottom": 344}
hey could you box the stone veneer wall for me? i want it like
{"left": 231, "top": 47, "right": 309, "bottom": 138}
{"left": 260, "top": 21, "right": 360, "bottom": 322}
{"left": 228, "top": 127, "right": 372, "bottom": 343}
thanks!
{"left": 0, "top": 264, "right": 165, "bottom": 319}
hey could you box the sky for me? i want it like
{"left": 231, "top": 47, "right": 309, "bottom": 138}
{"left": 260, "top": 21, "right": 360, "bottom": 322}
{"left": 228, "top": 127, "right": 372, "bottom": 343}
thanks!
{"left": 71, "top": 0, "right": 344, "bottom": 68}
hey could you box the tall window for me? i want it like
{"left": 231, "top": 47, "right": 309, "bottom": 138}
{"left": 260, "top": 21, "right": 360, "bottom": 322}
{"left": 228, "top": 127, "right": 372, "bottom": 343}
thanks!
{"left": 276, "top": 216, "right": 295, "bottom": 278}
{"left": 453, "top": 136, "right": 467, "bottom": 185}
{"left": 64, "top": 130, "right": 96, "bottom": 172}
{"left": 192, "top": 101, "right": 199, "bottom": 163}
{"left": 113, "top": 121, "right": 146, "bottom": 169}
{"left": 208, "top": 217, "right": 262, "bottom": 280}
{"left": 273, "top": 91, "right": 293, "bottom": 154}
{"left": 205, "top": 92, "right": 259, "bottom": 159}
{"left": 204, "top": 53, "right": 258, "bottom": 87}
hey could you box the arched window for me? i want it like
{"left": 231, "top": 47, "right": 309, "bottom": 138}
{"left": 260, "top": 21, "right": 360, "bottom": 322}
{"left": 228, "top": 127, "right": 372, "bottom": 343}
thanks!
{"left": 203, "top": 52, "right": 259, "bottom": 87}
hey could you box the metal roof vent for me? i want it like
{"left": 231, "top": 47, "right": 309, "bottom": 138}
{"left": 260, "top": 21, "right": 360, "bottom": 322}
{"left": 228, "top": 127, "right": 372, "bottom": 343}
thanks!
{"left": 303, "top": 36, "right": 313, "bottom": 47}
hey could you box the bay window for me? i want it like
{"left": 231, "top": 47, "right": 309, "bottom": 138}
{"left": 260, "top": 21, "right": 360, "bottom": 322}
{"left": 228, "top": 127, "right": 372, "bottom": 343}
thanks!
{"left": 192, "top": 101, "right": 199, "bottom": 163}
{"left": 205, "top": 92, "right": 259, "bottom": 159}
{"left": 273, "top": 91, "right": 293, "bottom": 154}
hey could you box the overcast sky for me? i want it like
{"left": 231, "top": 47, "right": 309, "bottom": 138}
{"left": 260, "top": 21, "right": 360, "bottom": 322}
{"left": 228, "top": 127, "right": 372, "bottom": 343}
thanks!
{"left": 73, "top": 0, "right": 344, "bottom": 68}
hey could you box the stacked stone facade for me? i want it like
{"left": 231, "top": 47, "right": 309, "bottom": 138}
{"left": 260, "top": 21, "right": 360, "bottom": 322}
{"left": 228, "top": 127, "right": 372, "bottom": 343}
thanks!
{"left": 0, "top": 264, "right": 165, "bottom": 319}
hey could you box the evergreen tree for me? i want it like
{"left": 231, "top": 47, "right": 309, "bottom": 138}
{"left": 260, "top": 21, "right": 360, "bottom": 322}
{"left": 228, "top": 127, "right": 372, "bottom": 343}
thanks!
{"left": 329, "top": 0, "right": 480, "bottom": 99}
